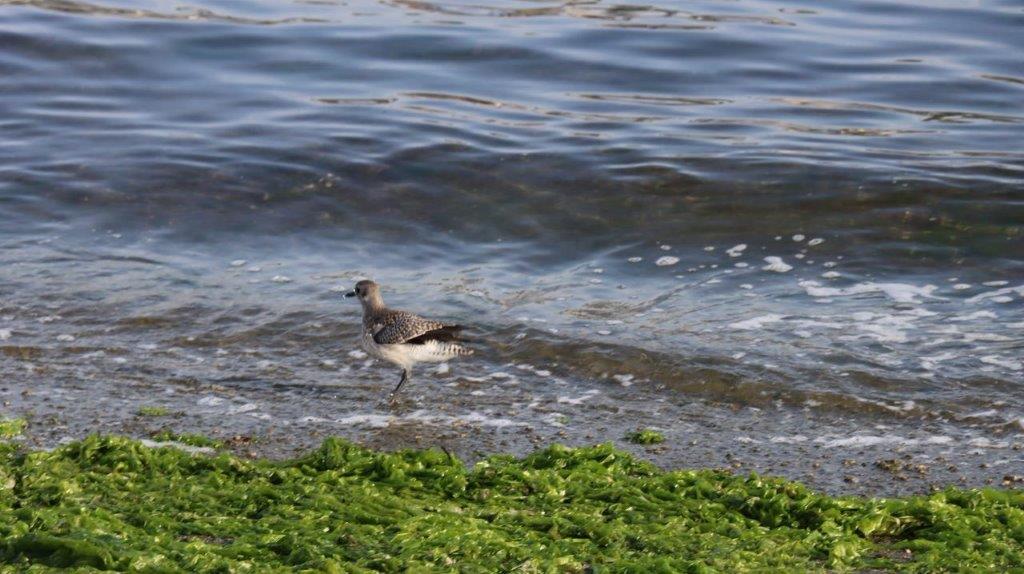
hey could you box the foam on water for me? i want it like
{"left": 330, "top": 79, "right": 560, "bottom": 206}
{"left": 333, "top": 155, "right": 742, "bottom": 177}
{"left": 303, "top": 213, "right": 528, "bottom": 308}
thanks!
{"left": 138, "top": 439, "right": 216, "bottom": 455}
{"left": 966, "top": 284, "right": 1024, "bottom": 304}
{"left": 761, "top": 256, "right": 793, "bottom": 273}
{"left": 612, "top": 374, "right": 635, "bottom": 387}
{"left": 818, "top": 434, "right": 954, "bottom": 448}
{"left": 980, "top": 356, "right": 1023, "bottom": 371}
{"left": 799, "top": 281, "right": 941, "bottom": 304}
{"left": 730, "top": 314, "right": 786, "bottom": 330}
{"left": 726, "top": 244, "right": 747, "bottom": 257}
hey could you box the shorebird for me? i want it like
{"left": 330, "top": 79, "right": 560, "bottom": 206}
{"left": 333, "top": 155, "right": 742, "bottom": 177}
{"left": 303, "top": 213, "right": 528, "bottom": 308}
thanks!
{"left": 345, "top": 280, "right": 472, "bottom": 403}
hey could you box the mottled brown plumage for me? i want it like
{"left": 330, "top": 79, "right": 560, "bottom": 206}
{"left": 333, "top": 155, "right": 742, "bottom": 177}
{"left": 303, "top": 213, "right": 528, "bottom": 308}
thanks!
{"left": 345, "top": 280, "right": 472, "bottom": 404}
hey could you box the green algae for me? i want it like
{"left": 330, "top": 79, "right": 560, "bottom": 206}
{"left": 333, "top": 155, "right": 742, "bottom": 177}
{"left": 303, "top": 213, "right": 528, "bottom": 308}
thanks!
{"left": 625, "top": 428, "right": 665, "bottom": 445}
{"left": 0, "top": 419, "right": 26, "bottom": 439}
{"left": 0, "top": 436, "right": 1021, "bottom": 572}
{"left": 148, "top": 431, "right": 223, "bottom": 449}
{"left": 136, "top": 406, "right": 171, "bottom": 417}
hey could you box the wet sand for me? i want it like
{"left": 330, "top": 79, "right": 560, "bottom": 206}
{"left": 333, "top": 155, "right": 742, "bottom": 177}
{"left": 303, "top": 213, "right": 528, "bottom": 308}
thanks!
{"left": 5, "top": 348, "right": 1022, "bottom": 497}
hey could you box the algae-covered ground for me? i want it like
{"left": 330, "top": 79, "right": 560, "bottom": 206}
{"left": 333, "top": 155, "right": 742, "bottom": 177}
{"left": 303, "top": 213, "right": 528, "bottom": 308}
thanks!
{"left": 1, "top": 434, "right": 1022, "bottom": 572}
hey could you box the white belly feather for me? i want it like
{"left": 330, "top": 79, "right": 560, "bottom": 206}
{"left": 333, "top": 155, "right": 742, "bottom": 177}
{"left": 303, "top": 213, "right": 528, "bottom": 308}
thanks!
{"left": 361, "top": 330, "right": 466, "bottom": 370}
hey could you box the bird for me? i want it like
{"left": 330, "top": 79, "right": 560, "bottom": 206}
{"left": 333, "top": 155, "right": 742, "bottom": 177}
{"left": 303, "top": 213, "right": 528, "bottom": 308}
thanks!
{"left": 344, "top": 280, "right": 472, "bottom": 403}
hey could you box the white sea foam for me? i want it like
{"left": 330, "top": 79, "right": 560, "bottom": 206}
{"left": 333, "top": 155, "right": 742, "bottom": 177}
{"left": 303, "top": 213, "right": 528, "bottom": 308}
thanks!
{"left": 821, "top": 271, "right": 840, "bottom": 279}
{"left": 983, "top": 281, "right": 1009, "bottom": 287}
{"left": 817, "top": 434, "right": 953, "bottom": 448}
{"left": 56, "top": 334, "right": 75, "bottom": 342}
{"left": 808, "top": 238, "right": 824, "bottom": 246}
{"left": 557, "top": 389, "right": 600, "bottom": 405}
{"left": 968, "top": 437, "right": 1009, "bottom": 449}
{"left": 612, "top": 374, "right": 634, "bottom": 387}
{"left": 950, "top": 311, "right": 997, "bottom": 321}
{"left": 769, "top": 435, "right": 808, "bottom": 443}
{"left": 730, "top": 314, "right": 785, "bottom": 330}
{"left": 139, "top": 439, "right": 215, "bottom": 455}
{"left": 799, "top": 280, "right": 941, "bottom": 304}
{"left": 230, "top": 259, "right": 246, "bottom": 267}
{"left": 348, "top": 349, "right": 368, "bottom": 359}
{"left": 920, "top": 351, "right": 957, "bottom": 371}
{"left": 655, "top": 256, "right": 680, "bottom": 266}
{"left": 229, "top": 403, "right": 259, "bottom": 414}
{"left": 271, "top": 275, "right": 292, "bottom": 283}
{"left": 980, "top": 356, "right": 1023, "bottom": 370}
{"left": 335, "top": 414, "right": 393, "bottom": 428}
{"left": 857, "top": 323, "right": 908, "bottom": 343}
{"left": 726, "top": 244, "right": 747, "bottom": 257}
{"left": 336, "top": 410, "right": 524, "bottom": 429}
{"left": 966, "top": 284, "right": 1024, "bottom": 303}
{"left": 627, "top": 256, "right": 642, "bottom": 263}
{"left": 762, "top": 256, "right": 792, "bottom": 273}
{"left": 198, "top": 396, "right": 225, "bottom": 406}
{"left": 792, "top": 234, "right": 805, "bottom": 242}
{"left": 0, "top": 329, "right": 10, "bottom": 340}
{"left": 457, "top": 411, "right": 524, "bottom": 428}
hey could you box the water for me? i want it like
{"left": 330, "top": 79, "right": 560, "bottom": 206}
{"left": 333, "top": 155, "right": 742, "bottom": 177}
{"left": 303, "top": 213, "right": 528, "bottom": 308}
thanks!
{"left": 1, "top": 0, "right": 1023, "bottom": 492}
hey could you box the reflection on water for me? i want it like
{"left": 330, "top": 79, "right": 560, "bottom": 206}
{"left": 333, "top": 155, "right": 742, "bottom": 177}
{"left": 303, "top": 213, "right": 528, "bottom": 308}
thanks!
{"left": 0, "top": 0, "right": 1022, "bottom": 458}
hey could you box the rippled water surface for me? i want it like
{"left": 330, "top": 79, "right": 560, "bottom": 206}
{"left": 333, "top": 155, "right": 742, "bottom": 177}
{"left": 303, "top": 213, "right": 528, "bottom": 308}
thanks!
{"left": 1, "top": 0, "right": 1023, "bottom": 488}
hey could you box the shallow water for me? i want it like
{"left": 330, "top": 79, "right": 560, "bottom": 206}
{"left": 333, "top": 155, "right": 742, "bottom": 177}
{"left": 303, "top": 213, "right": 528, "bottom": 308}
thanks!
{"left": 1, "top": 0, "right": 1023, "bottom": 490}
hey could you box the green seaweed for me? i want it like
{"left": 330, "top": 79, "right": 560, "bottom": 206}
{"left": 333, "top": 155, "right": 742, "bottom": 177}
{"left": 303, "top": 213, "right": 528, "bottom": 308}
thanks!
{"left": 0, "top": 436, "right": 1020, "bottom": 572}
{"left": 0, "top": 418, "right": 26, "bottom": 439}
{"left": 136, "top": 406, "right": 171, "bottom": 417}
{"left": 148, "top": 431, "right": 223, "bottom": 449}
{"left": 625, "top": 428, "right": 665, "bottom": 444}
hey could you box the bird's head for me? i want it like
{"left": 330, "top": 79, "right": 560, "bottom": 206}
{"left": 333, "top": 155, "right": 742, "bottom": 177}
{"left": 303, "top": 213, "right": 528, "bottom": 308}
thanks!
{"left": 345, "top": 279, "right": 384, "bottom": 309}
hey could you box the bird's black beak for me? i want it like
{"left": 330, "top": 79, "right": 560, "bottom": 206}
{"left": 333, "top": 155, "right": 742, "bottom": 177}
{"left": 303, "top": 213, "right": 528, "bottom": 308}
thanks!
{"left": 344, "top": 290, "right": 356, "bottom": 298}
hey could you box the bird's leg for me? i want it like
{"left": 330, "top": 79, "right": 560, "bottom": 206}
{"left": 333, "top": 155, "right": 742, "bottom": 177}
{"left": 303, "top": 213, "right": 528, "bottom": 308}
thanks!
{"left": 388, "top": 368, "right": 410, "bottom": 403}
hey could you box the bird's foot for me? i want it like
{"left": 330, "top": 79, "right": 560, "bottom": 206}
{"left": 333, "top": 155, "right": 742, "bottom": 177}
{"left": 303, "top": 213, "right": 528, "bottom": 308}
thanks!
{"left": 377, "top": 393, "right": 403, "bottom": 411}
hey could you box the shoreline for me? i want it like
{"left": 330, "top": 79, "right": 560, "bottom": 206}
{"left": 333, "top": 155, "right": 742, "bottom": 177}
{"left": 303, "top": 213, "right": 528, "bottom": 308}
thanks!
{"left": 4, "top": 368, "right": 1022, "bottom": 498}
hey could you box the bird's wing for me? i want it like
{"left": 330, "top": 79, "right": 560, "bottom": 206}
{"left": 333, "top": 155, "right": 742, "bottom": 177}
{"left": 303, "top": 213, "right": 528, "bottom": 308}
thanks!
{"left": 404, "top": 325, "right": 467, "bottom": 345}
{"left": 372, "top": 311, "right": 447, "bottom": 345}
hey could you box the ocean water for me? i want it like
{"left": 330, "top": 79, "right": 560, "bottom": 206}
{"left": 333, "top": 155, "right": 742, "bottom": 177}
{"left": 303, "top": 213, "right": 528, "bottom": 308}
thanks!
{"left": 1, "top": 0, "right": 1022, "bottom": 488}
